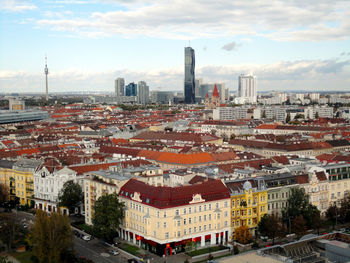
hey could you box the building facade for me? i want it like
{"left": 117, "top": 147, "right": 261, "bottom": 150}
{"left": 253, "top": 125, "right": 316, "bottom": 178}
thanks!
{"left": 119, "top": 179, "right": 231, "bottom": 256}
{"left": 126, "top": 82, "right": 137, "bottom": 97}
{"left": 184, "top": 47, "right": 195, "bottom": 104}
{"left": 115, "top": 78, "right": 125, "bottom": 97}
{"left": 137, "top": 81, "right": 149, "bottom": 105}
{"left": 225, "top": 178, "right": 268, "bottom": 236}
{"left": 237, "top": 74, "right": 257, "bottom": 103}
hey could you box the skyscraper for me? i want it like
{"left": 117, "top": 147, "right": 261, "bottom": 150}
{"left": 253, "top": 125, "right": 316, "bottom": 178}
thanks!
{"left": 237, "top": 74, "right": 257, "bottom": 103}
{"left": 184, "top": 47, "right": 195, "bottom": 104}
{"left": 125, "top": 82, "right": 137, "bottom": 96}
{"left": 115, "top": 78, "right": 125, "bottom": 97}
{"left": 137, "top": 81, "right": 149, "bottom": 105}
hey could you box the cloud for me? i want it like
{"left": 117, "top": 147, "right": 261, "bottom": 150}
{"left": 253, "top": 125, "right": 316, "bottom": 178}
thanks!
{"left": 1, "top": 58, "right": 349, "bottom": 93}
{"left": 31, "top": 0, "right": 350, "bottom": 41}
{"left": 221, "top": 41, "right": 240, "bottom": 51}
{"left": 0, "top": 0, "right": 37, "bottom": 12}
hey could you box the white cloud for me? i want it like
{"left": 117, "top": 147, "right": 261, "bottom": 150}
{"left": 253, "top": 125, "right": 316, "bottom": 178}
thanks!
{"left": 221, "top": 41, "right": 240, "bottom": 51}
{"left": 1, "top": 59, "right": 349, "bottom": 93}
{"left": 32, "top": 0, "right": 350, "bottom": 41}
{"left": 0, "top": 0, "right": 37, "bottom": 12}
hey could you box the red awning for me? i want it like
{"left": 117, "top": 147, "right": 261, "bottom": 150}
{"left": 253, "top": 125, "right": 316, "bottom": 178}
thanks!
{"left": 205, "top": 234, "right": 211, "bottom": 240}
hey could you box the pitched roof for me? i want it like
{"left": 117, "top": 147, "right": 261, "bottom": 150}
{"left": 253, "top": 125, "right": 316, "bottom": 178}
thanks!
{"left": 119, "top": 178, "right": 229, "bottom": 208}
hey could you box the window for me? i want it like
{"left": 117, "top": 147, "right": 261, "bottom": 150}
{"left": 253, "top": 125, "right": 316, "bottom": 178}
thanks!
{"left": 199, "top": 226, "right": 202, "bottom": 231}
{"left": 184, "top": 219, "right": 186, "bottom": 225}
{"left": 199, "top": 216, "right": 202, "bottom": 222}
{"left": 188, "top": 207, "right": 191, "bottom": 214}
{"left": 216, "top": 203, "right": 219, "bottom": 209}
{"left": 194, "top": 206, "right": 197, "bottom": 213}
{"left": 194, "top": 227, "right": 197, "bottom": 233}
{"left": 224, "top": 211, "right": 228, "bottom": 217}
{"left": 175, "top": 209, "right": 179, "bottom": 216}
{"left": 209, "top": 214, "right": 212, "bottom": 220}
{"left": 157, "top": 211, "right": 159, "bottom": 218}
{"left": 189, "top": 218, "right": 192, "bottom": 224}
{"left": 184, "top": 229, "right": 186, "bottom": 235}
{"left": 209, "top": 204, "right": 212, "bottom": 210}
{"left": 237, "top": 210, "right": 240, "bottom": 216}
{"left": 224, "top": 201, "right": 228, "bottom": 208}
{"left": 183, "top": 208, "right": 186, "bottom": 214}
{"left": 153, "top": 231, "right": 156, "bottom": 237}
{"left": 248, "top": 219, "right": 251, "bottom": 225}
{"left": 165, "top": 232, "right": 169, "bottom": 238}
{"left": 232, "top": 211, "right": 235, "bottom": 217}
{"left": 189, "top": 228, "right": 192, "bottom": 234}
{"left": 217, "top": 213, "right": 220, "bottom": 219}
{"left": 164, "top": 222, "right": 167, "bottom": 228}
{"left": 232, "top": 200, "right": 235, "bottom": 207}
{"left": 224, "top": 221, "right": 228, "bottom": 227}
{"left": 199, "top": 206, "right": 201, "bottom": 212}
{"left": 204, "top": 225, "right": 207, "bottom": 231}
{"left": 209, "top": 224, "right": 212, "bottom": 230}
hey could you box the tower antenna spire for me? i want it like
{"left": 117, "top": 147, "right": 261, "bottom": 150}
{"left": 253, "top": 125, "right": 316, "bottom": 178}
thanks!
{"left": 44, "top": 55, "right": 49, "bottom": 102}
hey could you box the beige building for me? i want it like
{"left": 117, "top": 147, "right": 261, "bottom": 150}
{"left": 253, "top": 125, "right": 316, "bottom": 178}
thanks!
{"left": 324, "top": 163, "right": 350, "bottom": 206}
{"left": 119, "top": 178, "right": 231, "bottom": 256}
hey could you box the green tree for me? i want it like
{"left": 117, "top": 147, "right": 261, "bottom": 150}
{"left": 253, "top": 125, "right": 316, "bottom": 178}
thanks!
{"left": 58, "top": 180, "right": 83, "bottom": 214}
{"left": 258, "top": 214, "right": 282, "bottom": 245}
{"left": 28, "top": 210, "right": 73, "bottom": 263}
{"left": 285, "top": 112, "right": 291, "bottom": 123}
{"left": 92, "top": 193, "right": 125, "bottom": 242}
{"left": 282, "top": 188, "right": 321, "bottom": 231}
{"left": 326, "top": 203, "right": 338, "bottom": 229}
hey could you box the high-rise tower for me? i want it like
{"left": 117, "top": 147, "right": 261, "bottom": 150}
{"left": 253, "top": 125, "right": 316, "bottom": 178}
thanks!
{"left": 115, "top": 78, "right": 125, "bottom": 97}
{"left": 44, "top": 56, "right": 49, "bottom": 101}
{"left": 184, "top": 47, "right": 195, "bottom": 104}
{"left": 238, "top": 74, "right": 257, "bottom": 103}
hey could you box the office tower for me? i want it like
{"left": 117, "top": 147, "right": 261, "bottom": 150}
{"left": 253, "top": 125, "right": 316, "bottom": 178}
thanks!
{"left": 115, "top": 78, "right": 125, "bottom": 97}
{"left": 44, "top": 56, "right": 49, "bottom": 101}
{"left": 195, "top": 78, "right": 202, "bottom": 98}
{"left": 184, "top": 47, "right": 195, "bottom": 104}
{"left": 125, "top": 82, "right": 137, "bottom": 96}
{"left": 238, "top": 74, "right": 257, "bottom": 103}
{"left": 137, "top": 81, "right": 149, "bottom": 105}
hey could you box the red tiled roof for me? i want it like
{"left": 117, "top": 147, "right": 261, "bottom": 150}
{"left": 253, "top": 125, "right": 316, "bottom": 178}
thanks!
{"left": 119, "top": 178, "right": 229, "bottom": 208}
{"left": 296, "top": 174, "right": 309, "bottom": 184}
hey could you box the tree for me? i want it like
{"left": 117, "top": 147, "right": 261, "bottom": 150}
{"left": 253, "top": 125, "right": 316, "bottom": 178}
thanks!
{"left": 92, "top": 193, "right": 125, "bottom": 242}
{"left": 262, "top": 110, "right": 266, "bottom": 119}
{"left": 292, "top": 215, "right": 307, "bottom": 237}
{"left": 258, "top": 214, "right": 282, "bottom": 245}
{"left": 28, "top": 210, "right": 73, "bottom": 263}
{"left": 326, "top": 203, "right": 338, "bottom": 229}
{"left": 315, "top": 111, "right": 319, "bottom": 119}
{"left": 285, "top": 112, "right": 291, "bottom": 123}
{"left": 58, "top": 180, "right": 83, "bottom": 214}
{"left": 0, "top": 213, "right": 26, "bottom": 251}
{"left": 0, "top": 183, "right": 9, "bottom": 204}
{"left": 339, "top": 193, "right": 350, "bottom": 223}
{"left": 234, "top": 225, "right": 252, "bottom": 244}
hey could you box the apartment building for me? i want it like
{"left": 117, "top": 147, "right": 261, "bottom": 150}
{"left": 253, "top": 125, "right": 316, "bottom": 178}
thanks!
{"left": 225, "top": 178, "right": 267, "bottom": 236}
{"left": 325, "top": 163, "right": 350, "bottom": 206}
{"left": 119, "top": 179, "right": 231, "bottom": 256}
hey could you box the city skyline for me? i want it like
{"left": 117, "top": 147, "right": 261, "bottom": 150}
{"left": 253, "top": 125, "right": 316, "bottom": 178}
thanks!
{"left": 1, "top": 0, "right": 350, "bottom": 93}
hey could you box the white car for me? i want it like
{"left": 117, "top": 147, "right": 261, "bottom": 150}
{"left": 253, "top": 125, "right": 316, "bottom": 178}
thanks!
{"left": 109, "top": 250, "right": 119, "bottom": 256}
{"left": 82, "top": 235, "right": 91, "bottom": 241}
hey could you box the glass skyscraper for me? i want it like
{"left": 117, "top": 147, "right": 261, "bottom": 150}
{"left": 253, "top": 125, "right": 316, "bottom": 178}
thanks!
{"left": 184, "top": 47, "right": 195, "bottom": 104}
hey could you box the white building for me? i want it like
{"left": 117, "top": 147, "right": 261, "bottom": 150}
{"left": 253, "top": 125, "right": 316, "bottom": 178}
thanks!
{"left": 305, "top": 106, "right": 333, "bottom": 119}
{"left": 213, "top": 107, "right": 248, "bottom": 120}
{"left": 309, "top": 93, "right": 320, "bottom": 102}
{"left": 34, "top": 166, "right": 82, "bottom": 215}
{"left": 237, "top": 74, "right": 257, "bottom": 104}
{"left": 115, "top": 78, "right": 125, "bottom": 97}
{"left": 253, "top": 106, "right": 286, "bottom": 122}
{"left": 137, "top": 81, "right": 149, "bottom": 105}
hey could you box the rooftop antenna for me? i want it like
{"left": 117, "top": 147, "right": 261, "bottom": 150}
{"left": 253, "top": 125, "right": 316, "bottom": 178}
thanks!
{"left": 188, "top": 40, "right": 191, "bottom": 47}
{"left": 44, "top": 55, "right": 49, "bottom": 102}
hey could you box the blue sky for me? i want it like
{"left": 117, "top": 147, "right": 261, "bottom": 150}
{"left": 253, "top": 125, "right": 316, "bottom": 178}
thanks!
{"left": 0, "top": 0, "right": 350, "bottom": 93}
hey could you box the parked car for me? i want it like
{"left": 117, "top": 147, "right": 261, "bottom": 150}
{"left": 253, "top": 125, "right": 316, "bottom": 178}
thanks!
{"left": 109, "top": 250, "right": 119, "bottom": 256}
{"left": 82, "top": 235, "right": 91, "bottom": 241}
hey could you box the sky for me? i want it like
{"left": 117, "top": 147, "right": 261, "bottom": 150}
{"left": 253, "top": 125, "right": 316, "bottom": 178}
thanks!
{"left": 0, "top": 0, "right": 350, "bottom": 94}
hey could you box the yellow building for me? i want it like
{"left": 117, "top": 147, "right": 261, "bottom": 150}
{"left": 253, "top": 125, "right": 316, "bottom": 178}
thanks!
{"left": 0, "top": 160, "right": 15, "bottom": 201}
{"left": 10, "top": 159, "right": 41, "bottom": 206}
{"left": 225, "top": 178, "right": 267, "bottom": 236}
